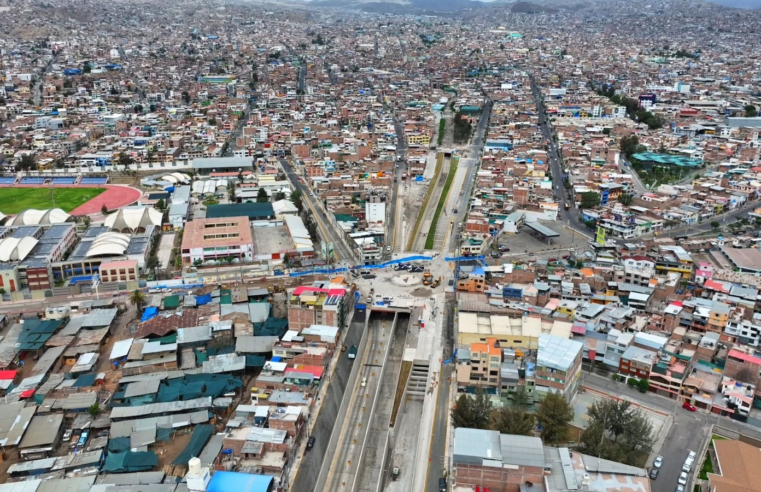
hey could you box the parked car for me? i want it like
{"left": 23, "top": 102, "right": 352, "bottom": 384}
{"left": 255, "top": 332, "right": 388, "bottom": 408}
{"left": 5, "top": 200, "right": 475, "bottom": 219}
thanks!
{"left": 548, "top": 257, "right": 557, "bottom": 262}
{"left": 562, "top": 254, "right": 571, "bottom": 259}
{"left": 678, "top": 472, "right": 688, "bottom": 485}
{"left": 62, "top": 430, "right": 72, "bottom": 442}
{"left": 306, "top": 436, "right": 315, "bottom": 450}
{"left": 676, "top": 485, "right": 685, "bottom": 492}
{"left": 77, "top": 430, "right": 89, "bottom": 449}
{"left": 649, "top": 468, "right": 659, "bottom": 480}
{"left": 688, "top": 450, "right": 696, "bottom": 460}
{"left": 682, "top": 402, "right": 697, "bottom": 412}
{"left": 653, "top": 456, "right": 663, "bottom": 468}
{"left": 439, "top": 477, "right": 447, "bottom": 492}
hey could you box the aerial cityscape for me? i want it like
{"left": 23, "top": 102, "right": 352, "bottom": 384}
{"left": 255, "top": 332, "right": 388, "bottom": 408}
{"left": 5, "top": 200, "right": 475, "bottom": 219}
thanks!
{"left": 0, "top": 0, "right": 761, "bottom": 491}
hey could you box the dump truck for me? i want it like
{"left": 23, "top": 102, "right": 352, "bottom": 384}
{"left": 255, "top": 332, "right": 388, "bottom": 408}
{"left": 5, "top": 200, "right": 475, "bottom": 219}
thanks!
{"left": 348, "top": 345, "right": 358, "bottom": 360}
{"left": 422, "top": 271, "right": 432, "bottom": 285}
{"left": 432, "top": 277, "right": 441, "bottom": 288}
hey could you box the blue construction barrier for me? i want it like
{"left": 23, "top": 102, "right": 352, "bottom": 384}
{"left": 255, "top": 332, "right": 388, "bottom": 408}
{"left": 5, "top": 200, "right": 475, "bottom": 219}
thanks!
{"left": 290, "top": 266, "right": 349, "bottom": 277}
{"left": 444, "top": 255, "right": 485, "bottom": 262}
{"left": 349, "top": 255, "right": 434, "bottom": 270}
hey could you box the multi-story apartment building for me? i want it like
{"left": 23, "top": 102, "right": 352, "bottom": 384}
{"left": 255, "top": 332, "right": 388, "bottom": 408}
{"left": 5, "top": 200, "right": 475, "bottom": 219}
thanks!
{"left": 535, "top": 334, "right": 583, "bottom": 400}
{"left": 287, "top": 282, "right": 355, "bottom": 332}
{"left": 466, "top": 338, "right": 502, "bottom": 393}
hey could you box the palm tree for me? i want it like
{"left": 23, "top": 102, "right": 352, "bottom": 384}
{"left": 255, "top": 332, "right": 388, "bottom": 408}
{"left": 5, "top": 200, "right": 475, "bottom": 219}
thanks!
{"left": 129, "top": 289, "right": 146, "bottom": 311}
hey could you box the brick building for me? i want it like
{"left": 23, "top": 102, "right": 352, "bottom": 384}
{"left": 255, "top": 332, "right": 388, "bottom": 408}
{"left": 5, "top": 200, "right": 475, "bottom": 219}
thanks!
{"left": 453, "top": 429, "right": 545, "bottom": 492}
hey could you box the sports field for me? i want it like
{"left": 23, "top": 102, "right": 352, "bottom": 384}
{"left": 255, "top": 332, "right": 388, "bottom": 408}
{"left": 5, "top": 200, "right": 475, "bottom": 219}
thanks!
{"left": 0, "top": 187, "right": 106, "bottom": 214}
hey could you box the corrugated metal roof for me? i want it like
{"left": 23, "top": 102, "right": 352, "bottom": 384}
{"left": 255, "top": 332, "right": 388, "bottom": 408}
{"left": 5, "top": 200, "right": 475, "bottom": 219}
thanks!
{"left": 109, "top": 397, "right": 212, "bottom": 420}
{"left": 124, "top": 379, "right": 161, "bottom": 398}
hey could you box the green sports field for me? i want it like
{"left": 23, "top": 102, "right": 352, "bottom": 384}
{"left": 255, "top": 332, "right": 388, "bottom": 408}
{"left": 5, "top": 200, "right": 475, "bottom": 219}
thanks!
{"left": 0, "top": 188, "right": 106, "bottom": 214}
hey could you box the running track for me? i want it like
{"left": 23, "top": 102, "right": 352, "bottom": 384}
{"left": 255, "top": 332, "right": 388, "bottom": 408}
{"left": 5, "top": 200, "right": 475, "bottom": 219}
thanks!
{"left": 7, "top": 184, "right": 142, "bottom": 216}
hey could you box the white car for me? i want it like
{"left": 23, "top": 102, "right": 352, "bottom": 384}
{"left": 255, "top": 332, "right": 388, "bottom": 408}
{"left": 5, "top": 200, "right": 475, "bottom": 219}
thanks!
{"left": 678, "top": 472, "right": 688, "bottom": 486}
{"left": 361, "top": 377, "right": 367, "bottom": 387}
{"left": 653, "top": 456, "right": 663, "bottom": 468}
{"left": 676, "top": 486, "right": 685, "bottom": 492}
{"left": 688, "top": 450, "right": 696, "bottom": 460}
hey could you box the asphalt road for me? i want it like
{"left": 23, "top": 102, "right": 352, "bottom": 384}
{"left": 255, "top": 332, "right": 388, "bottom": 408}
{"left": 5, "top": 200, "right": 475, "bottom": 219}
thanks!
{"left": 279, "top": 157, "right": 354, "bottom": 262}
{"left": 530, "top": 76, "right": 588, "bottom": 238}
{"left": 386, "top": 116, "right": 407, "bottom": 254}
{"left": 289, "top": 308, "right": 367, "bottom": 492}
{"left": 448, "top": 98, "right": 492, "bottom": 253}
{"left": 323, "top": 313, "right": 392, "bottom": 491}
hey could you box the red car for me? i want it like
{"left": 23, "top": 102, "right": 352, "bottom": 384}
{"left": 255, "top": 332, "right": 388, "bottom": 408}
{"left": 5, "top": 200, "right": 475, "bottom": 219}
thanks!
{"left": 548, "top": 257, "right": 557, "bottom": 262}
{"left": 562, "top": 254, "right": 571, "bottom": 259}
{"left": 682, "top": 402, "right": 697, "bottom": 412}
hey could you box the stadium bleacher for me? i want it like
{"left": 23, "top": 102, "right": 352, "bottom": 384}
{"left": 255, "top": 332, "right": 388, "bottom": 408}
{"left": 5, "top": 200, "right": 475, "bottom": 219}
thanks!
{"left": 0, "top": 177, "right": 16, "bottom": 185}
{"left": 19, "top": 177, "right": 45, "bottom": 185}
{"left": 52, "top": 177, "right": 77, "bottom": 185}
{"left": 79, "top": 177, "right": 108, "bottom": 185}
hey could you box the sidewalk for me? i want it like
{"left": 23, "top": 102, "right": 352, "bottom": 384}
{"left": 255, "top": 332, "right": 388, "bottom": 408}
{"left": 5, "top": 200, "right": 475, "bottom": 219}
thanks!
{"left": 411, "top": 294, "right": 446, "bottom": 492}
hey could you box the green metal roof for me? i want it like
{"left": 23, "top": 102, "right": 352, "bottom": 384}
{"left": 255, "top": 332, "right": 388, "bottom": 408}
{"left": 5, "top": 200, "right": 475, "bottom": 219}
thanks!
{"left": 206, "top": 202, "right": 274, "bottom": 220}
{"left": 632, "top": 152, "right": 701, "bottom": 168}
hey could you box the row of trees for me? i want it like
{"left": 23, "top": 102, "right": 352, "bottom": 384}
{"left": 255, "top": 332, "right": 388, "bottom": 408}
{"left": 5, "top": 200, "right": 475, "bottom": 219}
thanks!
{"left": 453, "top": 112, "right": 472, "bottom": 144}
{"left": 577, "top": 400, "right": 654, "bottom": 465}
{"left": 595, "top": 86, "right": 665, "bottom": 130}
{"left": 451, "top": 389, "right": 574, "bottom": 444}
{"left": 452, "top": 390, "right": 654, "bottom": 466}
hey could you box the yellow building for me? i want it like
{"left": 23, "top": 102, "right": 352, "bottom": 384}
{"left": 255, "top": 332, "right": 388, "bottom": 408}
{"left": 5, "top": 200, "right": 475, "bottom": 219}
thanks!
{"left": 457, "top": 313, "right": 572, "bottom": 350}
{"left": 406, "top": 133, "right": 431, "bottom": 147}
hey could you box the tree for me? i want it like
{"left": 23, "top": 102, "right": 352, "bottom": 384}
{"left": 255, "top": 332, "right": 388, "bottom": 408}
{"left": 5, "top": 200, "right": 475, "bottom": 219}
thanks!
{"left": 155, "top": 198, "right": 165, "bottom": 210}
{"left": 710, "top": 220, "right": 721, "bottom": 230}
{"left": 637, "top": 378, "right": 650, "bottom": 393}
{"left": 88, "top": 403, "right": 101, "bottom": 416}
{"left": 83, "top": 62, "right": 92, "bottom": 73}
{"left": 17, "top": 154, "right": 36, "bottom": 172}
{"left": 101, "top": 204, "right": 109, "bottom": 216}
{"left": 119, "top": 151, "right": 134, "bottom": 168}
{"left": 580, "top": 192, "right": 601, "bottom": 209}
{"left": 619, "top": 135, "right": 639, "bottom": 158}
{"left": 256, "top": 188, "right": 269, "bottom": 203}
{"left": 535, "top": 393, "right": 573, "bottom": 444}
{"left": 291, "top": 190, "right": 303, "bottom": 212}
{"left": 512, "top": 387, "right": 531, "bottom": 408}
{"left": 274, "top": 191, "right": 286, "bottom": 201}
{"left": 579, "top": 399, "right": 654, "bottom": 465}
{"left": 618, "top": 194, "right": 633, "bottom": 206}
{"left": 129, "top": 289, "right": 146, "bottom": 311}
{"left": 490, "top": 406, "right": 534, "bottom": 436}
{"left": 745, "top": 105, "right": 758, "bottom": 117}
{"left": 451, "top": 388, "right": 492, "bottom": 430}
{"left": 146, "top": 255, "right": 160, "bottom": 277}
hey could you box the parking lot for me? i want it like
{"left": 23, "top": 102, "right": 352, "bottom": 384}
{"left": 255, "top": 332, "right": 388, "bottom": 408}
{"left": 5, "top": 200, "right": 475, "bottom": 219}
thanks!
{"left": 495, "top": 221, "right": 592, "bottom": 262}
